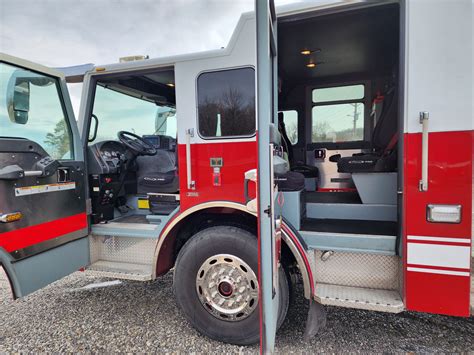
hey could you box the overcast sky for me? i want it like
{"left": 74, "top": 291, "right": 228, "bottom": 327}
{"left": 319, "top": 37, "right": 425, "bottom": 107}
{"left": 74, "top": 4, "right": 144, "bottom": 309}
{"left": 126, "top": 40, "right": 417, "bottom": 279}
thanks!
{"left": 1, "top": 0, "right": 307, "bottom": 113}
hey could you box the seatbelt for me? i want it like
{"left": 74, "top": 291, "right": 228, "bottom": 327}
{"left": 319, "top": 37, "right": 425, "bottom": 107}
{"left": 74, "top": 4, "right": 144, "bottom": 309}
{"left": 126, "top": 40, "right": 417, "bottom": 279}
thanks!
{"left": 384, "top": 132, "right": 399, "bottom": 154}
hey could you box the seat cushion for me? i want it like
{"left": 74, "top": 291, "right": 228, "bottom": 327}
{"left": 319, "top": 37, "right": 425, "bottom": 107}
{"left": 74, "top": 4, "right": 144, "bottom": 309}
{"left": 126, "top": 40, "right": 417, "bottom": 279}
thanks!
{"left": 337, "top": 151, "right": 397, "bottom": 173}
{"left": 136, "top": 150, "right": 179, "bottom": 193}
{"left": 275, "top": 171, "right": 305, "bottom": 191}
{"left": 291, "top": 164, "right": 319, "bottom": 178}
{"left": 137, "top": 170, "right": 178, "bottom": 194}
{"left": 337, "top": 154, "right": 380, "bottom": 173}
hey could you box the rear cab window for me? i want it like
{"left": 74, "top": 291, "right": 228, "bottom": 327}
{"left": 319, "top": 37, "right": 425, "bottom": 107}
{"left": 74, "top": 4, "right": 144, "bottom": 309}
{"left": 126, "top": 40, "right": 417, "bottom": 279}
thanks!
{"left": 311, "top": 84, "right": 365, "bottom": 144}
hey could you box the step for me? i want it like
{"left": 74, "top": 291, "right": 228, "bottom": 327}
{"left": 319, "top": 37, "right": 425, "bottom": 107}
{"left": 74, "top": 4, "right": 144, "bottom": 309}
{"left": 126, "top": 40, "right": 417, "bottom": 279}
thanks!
{"left": 86, "top": 260, "right": 153, "bottom": 281}
{"left": 300, "top": 218, "right": 398, "bottom": 255}
{"left": 91, "top": 220, "right": 159, "bottom": 239}
{"left": 306, "top": 202, "right": 397, "bottom": 221}
{"left": 305, "top": 191, "right": 361, "bottom": 204}
{"left": 315, "top": 283, "right": 404, "bottom": 313}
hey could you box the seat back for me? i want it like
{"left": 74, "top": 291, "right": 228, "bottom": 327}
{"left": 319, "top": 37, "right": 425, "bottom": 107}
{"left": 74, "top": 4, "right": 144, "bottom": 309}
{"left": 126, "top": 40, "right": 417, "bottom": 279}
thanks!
{"left": 136, "top": 135, "right": 179, "bottom": 194}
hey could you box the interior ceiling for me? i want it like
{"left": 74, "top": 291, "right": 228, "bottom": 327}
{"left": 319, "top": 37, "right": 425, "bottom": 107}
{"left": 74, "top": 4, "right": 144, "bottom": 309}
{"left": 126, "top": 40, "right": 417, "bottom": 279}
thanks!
{"left": 278, "top": 4, "right": 399, "bottom": 85}
{"left": 99, "top": 69, "right": 175, "bottom": 106}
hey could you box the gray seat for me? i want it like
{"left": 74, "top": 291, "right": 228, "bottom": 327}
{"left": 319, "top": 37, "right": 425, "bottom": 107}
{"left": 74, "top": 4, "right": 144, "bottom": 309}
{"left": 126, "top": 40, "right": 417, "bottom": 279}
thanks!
{"left": 136, "top": 135, "right": 179, "bottom": 194}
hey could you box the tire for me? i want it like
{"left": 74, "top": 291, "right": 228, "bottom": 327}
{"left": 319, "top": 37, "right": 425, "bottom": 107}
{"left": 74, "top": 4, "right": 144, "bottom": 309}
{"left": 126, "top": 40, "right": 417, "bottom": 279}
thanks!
{"left": 173, "top": 226, "right": 289, "bottom": 345}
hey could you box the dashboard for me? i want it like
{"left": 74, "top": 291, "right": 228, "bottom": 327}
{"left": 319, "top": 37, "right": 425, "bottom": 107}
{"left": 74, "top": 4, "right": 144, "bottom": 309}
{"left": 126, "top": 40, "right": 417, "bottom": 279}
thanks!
{"left": 87, "top": 140, "right": 127, "bottom": 175}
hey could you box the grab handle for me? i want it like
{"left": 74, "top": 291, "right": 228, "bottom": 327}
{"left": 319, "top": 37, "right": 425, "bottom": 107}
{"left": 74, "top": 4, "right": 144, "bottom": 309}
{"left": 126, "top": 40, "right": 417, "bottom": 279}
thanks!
{"left": 419, "top": 111, "right": 429, "bottom": 192}
{"left": 185, "top": 128, "right": 195, "bottom": 190}
{"left": 244, "top": 169, "right": 257, "bottom": 208}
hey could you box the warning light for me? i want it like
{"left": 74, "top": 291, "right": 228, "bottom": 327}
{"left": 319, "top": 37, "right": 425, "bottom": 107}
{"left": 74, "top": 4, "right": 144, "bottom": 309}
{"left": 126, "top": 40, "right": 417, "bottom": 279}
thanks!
{"left": 0, "top": 212, "right": 23, "bottom": 223}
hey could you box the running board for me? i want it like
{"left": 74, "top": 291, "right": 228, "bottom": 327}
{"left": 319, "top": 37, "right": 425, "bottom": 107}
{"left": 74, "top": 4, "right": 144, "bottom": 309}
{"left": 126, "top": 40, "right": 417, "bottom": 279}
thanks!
{"left": 315, "top": 283, "right": 404, "bottom": 313}
{"left": 86, "top": 261, "right": 153, "bottom": 281}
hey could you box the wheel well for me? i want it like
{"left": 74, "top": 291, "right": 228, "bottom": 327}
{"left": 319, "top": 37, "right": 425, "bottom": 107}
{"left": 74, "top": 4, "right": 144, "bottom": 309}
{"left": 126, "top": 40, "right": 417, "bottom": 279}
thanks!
{"left": 155, "top": 207, "right": 299, "bottom": 277}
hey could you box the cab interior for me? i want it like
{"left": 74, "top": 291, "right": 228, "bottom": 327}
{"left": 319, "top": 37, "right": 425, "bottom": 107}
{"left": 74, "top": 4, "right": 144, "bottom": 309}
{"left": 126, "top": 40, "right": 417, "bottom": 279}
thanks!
{"left": 276, "top": 3, "right": 402, "bottom": 256}
{"left": 85, "top": 68, "right": 180, "bottom": 226}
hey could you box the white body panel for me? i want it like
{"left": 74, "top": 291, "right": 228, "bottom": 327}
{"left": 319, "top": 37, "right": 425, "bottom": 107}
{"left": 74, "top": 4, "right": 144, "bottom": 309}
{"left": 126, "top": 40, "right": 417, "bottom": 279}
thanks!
{"left": 404, "top": 0, "right": 473, "bottom": 133}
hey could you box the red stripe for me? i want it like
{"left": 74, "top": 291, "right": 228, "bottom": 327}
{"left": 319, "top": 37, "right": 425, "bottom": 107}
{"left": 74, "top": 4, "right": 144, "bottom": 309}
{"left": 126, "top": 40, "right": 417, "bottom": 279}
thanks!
{"left": 0, "top": 213, "right": 88, "bottom": 252}
{"left": 282, "top": 224, "right": 315, "bottom": 296}
{"left": 407, "top": 240, "right": 471, "bottom": 247}
{"left": 407, "top": 264, "right": 470, "bottom": 273}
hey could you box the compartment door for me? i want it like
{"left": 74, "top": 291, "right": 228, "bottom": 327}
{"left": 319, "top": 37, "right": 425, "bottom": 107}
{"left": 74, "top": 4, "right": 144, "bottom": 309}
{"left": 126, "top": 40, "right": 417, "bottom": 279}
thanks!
{"left": 402, "top": 0, "right": 472, "bottom": 316}
{"left": 256, "top": 0, "right": 281, "bottom": 352}
{"left": 0, "top": 54, "right": 89, "bottom": 298}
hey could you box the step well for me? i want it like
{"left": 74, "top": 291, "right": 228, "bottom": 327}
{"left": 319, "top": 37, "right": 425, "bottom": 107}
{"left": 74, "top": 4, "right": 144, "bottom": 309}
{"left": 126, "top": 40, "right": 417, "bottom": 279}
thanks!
{"left": 300, "top": 218, "right": 398, "bottom": 255}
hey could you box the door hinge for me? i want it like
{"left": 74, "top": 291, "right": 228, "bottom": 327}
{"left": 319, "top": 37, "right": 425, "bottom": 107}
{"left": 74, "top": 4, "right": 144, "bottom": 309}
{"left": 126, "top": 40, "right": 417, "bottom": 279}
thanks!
{"left": 264, "top": 205, "right": 271, "bottom": 217}
{"left": 86, "top": 198, "right": 92, "bottom": 215}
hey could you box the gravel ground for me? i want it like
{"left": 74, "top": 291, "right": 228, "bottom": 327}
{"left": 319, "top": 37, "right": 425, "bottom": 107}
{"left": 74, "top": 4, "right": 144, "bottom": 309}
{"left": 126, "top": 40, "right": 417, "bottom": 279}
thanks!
{"left": 1, "top": 268, "right": 473, "bottom": 353}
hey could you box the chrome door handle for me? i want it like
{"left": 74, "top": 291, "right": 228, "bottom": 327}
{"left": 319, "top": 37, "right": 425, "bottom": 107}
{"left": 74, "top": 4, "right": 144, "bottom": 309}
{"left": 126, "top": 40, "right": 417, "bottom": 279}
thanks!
{"left": 185, "top": 128, "right": 195, "bottom": 190}
{"left": 419, "top": 111, "right": 429, "bottom": 192}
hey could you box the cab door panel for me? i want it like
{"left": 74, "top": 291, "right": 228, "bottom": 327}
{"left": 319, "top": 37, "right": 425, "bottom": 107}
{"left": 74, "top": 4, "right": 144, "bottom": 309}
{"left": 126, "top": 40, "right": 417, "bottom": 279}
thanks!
{"left": 402, "top": 0, "right": 472, "bottom": 316}
{"left": 0, "top": 54, "right": 89, "bottom": 298}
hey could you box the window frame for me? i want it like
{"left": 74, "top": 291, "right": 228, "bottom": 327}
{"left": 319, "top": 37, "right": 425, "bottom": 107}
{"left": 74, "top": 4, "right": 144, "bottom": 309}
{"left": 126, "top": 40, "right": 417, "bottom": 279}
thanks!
{"left": 0, "top": 61, "right": 76, "bottom": 160}
{"left": 306, "top": 81, "right": 371, "bottom": 150}
{"left": 196, "top": 66, "right": 256, "bottom": 140}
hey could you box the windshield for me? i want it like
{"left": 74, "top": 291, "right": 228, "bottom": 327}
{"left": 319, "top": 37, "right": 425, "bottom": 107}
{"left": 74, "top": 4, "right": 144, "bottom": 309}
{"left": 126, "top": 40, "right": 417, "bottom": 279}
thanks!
{"left": 90, "top": 85, "right": 176, "bottom": 143}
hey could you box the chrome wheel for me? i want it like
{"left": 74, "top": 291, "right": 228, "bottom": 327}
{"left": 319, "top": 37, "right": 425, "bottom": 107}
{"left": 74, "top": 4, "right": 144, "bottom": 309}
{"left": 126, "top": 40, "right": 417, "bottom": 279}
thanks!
{"left": 196, "top": 254, "right": 259, "bottom": 321}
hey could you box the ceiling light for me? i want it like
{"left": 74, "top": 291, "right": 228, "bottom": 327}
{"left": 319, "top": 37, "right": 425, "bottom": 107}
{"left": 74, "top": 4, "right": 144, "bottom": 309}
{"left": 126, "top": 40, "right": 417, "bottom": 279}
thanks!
{"left": 306, "top": 63, "right": 316, "bottom": 68}
{"left": 166, "top": 83, "right": 175, "bottom": 87}
{"left": 300, "top": 48, "right": 321, "bottom": 55}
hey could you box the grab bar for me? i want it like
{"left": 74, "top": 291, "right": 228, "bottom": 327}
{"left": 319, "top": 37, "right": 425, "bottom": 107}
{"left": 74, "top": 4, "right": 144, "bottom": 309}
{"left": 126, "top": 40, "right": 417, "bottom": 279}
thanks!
{"left": 419, "top": 111, "right": 429, "bottom": 192}
{"left": 185, "top": 128, "right": 195, "bottom": 190}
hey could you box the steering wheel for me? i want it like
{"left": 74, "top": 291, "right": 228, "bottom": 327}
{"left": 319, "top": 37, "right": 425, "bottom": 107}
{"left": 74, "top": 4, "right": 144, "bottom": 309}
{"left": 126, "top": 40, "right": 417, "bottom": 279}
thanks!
{"left": 117, "top": 131, "right": 157, "bottom": 156}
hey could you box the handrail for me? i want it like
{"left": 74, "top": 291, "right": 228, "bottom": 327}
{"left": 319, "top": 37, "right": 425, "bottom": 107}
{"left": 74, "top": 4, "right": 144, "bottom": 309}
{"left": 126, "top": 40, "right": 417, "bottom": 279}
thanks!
{"left": 419, "top": 111, "right": 429, "bottom": 192}
{"left": 185, "top": 128, "right": 195, "bottom": 190}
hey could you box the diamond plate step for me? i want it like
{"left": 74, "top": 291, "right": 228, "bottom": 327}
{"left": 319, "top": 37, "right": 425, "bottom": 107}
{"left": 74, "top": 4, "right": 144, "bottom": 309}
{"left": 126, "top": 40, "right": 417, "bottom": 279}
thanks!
{"left": 86, "top": 261, "right": 153, "bottom": 281}
{"left": 315, "top": 283, "right": 404, "bottom": 313}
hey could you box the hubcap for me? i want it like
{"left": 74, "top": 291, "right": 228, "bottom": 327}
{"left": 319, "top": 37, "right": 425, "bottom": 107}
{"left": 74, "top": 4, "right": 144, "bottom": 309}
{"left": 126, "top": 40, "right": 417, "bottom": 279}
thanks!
{"left": 196, "top": 254, "right": 259, "bottom": 321}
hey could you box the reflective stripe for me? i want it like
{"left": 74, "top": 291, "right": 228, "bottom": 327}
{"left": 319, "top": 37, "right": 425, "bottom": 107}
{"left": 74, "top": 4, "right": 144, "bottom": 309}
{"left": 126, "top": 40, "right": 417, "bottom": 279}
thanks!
{"left": 407, "top": 243, "right": 471, "bottom": 269}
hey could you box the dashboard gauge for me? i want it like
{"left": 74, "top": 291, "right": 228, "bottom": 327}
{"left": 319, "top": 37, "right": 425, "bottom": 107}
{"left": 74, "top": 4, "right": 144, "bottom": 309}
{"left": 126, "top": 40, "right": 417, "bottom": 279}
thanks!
{"left": 104, "top": 151, "right": 111, "bottom": 158}
{"left": 111, "top": 151, "right": 117, "bottom": 157}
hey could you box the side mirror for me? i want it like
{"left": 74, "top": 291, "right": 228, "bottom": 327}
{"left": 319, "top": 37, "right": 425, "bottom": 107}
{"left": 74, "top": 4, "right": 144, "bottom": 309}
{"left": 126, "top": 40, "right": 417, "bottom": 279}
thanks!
{"left": 8, "top": 79, "right": 30, "bottom": 124}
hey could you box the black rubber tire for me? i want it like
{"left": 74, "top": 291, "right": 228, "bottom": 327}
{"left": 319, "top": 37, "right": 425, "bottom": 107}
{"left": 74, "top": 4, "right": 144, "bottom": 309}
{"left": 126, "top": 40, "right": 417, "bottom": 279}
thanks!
{"left": 173, "top": 226, "right": 289, "bottom": 345}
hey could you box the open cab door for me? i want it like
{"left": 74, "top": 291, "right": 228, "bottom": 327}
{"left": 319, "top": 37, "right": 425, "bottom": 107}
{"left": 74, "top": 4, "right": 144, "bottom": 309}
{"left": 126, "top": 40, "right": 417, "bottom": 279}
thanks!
{"left": 0, "top": 53, "right": 89, "bottom": 298}
{"left": 255, "top": 0, "right": 281, "bottom": 352}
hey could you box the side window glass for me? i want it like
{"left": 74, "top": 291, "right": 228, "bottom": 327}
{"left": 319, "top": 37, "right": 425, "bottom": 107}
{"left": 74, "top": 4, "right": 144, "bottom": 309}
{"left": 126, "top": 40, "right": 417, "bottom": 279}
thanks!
{"left": 279, "top": 110, "right": 298, "bottom": 145}
{"left": 0, "top": 62, "right": 73, "bottom": 159}
{"left": 197, "top": 67, "right": 255, "bottom": 138}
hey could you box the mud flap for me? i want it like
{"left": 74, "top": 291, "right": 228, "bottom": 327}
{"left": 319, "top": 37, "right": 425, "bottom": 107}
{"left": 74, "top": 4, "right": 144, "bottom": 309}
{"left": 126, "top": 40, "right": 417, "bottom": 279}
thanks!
{"left": 304, "top": 300, "right": 327, "bottom": 341}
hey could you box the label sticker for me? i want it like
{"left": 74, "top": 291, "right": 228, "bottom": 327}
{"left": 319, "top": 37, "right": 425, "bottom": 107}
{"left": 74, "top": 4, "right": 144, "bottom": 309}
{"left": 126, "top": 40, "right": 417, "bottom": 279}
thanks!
{"left": 15, "top": 182, "right": 76, "bottom": 197}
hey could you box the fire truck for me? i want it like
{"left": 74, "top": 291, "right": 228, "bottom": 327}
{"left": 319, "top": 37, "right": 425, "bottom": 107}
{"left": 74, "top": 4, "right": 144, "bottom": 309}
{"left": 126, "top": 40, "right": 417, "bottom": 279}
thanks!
{"left": 0, "top": 0, "right": 472, "bottom": 352}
